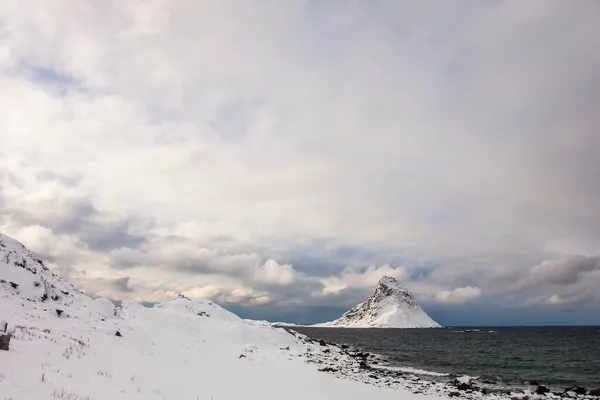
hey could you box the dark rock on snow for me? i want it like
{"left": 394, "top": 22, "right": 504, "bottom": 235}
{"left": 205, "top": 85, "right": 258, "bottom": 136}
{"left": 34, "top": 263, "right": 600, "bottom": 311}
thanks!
{"left": 564, "top": 386, "right": 587, "bottom": 395}
{"left": 0, "top": 332, "right": 10, "bottom": 351}
{"left": 318, "top": 367, "right": 338, "bottom": 372}
{"left": 536, "top": 385, "right": 550, "bottom": 395}
{"left": 455, "top": 378, "right": 473, "bottom": 391}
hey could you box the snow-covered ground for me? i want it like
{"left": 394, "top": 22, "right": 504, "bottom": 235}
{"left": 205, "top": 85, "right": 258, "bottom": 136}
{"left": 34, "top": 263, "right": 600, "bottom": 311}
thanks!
{"left": 1, "top": 232, "right": 444, "bottom": 400}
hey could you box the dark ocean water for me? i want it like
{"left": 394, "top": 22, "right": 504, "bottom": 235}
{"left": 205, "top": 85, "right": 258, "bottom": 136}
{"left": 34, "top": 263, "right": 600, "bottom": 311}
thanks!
{"left": 292, "top": 326, "right": 600, "bottom": 391}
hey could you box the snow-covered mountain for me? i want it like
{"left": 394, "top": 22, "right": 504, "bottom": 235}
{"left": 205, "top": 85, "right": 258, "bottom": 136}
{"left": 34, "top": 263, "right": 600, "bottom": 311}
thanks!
{"left": 314, "top": 276, "right": 441, "bottom": 328}
{"left": 0, "top": 232, "right": 430, "bottom": 399}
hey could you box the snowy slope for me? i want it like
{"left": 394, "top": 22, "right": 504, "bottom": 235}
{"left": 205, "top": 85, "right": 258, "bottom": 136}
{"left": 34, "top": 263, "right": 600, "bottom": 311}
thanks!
{"left": 0, "top": 233, "right": 440, "bottom": 400}
{"left": 315, "top": 276, "right": 441, "bottom": 328}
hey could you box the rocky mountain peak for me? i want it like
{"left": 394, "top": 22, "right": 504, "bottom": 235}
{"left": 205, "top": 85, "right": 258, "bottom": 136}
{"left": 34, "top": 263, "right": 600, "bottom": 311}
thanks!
{"left": 314, "top": 275, "right": 441, "bottom": 328}
{"left": 371, "top": 276, "right": 417, "bottom": 307}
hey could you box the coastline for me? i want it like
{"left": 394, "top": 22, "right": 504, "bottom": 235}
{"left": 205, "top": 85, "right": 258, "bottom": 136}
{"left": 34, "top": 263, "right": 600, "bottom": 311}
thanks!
{"left": 285, "top": 328, "right": 600, "bottom": 400}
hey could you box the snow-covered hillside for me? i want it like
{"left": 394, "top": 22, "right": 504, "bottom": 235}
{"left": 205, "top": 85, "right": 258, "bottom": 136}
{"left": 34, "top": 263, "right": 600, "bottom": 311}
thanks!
{"left": 314, "top": 276, "right": 441, "bottom": 328}
{"left": 0, "top": 232, "right": 439, "bottom": 400}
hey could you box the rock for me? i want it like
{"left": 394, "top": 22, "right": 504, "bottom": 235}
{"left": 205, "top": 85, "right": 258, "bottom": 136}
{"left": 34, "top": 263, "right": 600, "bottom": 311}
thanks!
{"left": 588, "top": 389, "right": 600, "bottom": 396}
{"left": 238, "top": 354, "right": 247, "bottom": 359}
{"left": 565, "top": 391, "right": 577, "bottom": 399}
{"left": 341, "top": 344, "right": 350, "bottom": 349}
{"left": 537, "top": 386, "right": 551, "bottom": 395}
{"left": 455, "top": 376, "right": 473, "bottom": 391}
{"left": 449, "top": 391, "right": 462, "bottom": 397}
{"left": 115, "top": 330, "right": 122, "bottom": 337}
{"left": 358, "top": 360, "right": 370, "bottom": 370}
{"left": 0, "top": 332, "right": 11, "bottom": 351}
{"left": 9, "top": 281, "right": 18, "bottom": 289}
{"left": 319, "top": 339, "right": 327, "bottom": 346}
{"left": 322, "top": 349, "right": 330, "bottom": 353}
{"left": 564, "top": 388, "right": 587, "bottom": 396}
{"left": 368, "top": 374, "right": 379, "bottom": 379}
{"left": 318, "top": 367, "right": 338, "bottom": 372}
{"left": 56, "top": 309, "right": 64, "bottom": 317}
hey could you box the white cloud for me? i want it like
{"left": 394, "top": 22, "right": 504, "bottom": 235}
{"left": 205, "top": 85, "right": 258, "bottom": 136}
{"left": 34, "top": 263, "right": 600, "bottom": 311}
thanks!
{"left": 435, "top": 287, "right": 482, "bottom": 304}
{"left": 254, "top": 259, "right": 295, "bottom": 285}
{"left": 182, "top": 285, "right": 222, "bottom": 300}
{"left": 319, "top": 264, "right": 409, "bottom": 295}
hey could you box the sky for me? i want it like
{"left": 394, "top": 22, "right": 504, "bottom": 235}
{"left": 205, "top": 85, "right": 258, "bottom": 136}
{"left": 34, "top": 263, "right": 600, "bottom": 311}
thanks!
{"left": 1, "top": 1, "right": 600, "bottom": 326}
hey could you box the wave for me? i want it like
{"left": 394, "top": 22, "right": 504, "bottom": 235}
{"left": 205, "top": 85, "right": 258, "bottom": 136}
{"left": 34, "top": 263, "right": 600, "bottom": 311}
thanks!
{"left": 374, "top": 365, "right": 450, "bottom": 377}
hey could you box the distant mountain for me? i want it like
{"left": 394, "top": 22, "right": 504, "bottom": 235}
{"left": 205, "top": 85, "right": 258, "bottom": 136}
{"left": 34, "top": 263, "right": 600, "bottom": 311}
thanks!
{"left": 314, "top": 276, "right": 441, "bottom": 328}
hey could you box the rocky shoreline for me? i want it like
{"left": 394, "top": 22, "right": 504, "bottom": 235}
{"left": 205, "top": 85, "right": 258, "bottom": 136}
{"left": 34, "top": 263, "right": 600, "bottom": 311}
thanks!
{"left": 285, "top": 328, "right": 600, "bottom": 400}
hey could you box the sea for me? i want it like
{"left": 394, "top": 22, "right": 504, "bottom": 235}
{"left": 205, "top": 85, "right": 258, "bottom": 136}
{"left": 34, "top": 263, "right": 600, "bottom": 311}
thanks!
{"left": 291, "top": 326, "right": 600, "bottom": 392}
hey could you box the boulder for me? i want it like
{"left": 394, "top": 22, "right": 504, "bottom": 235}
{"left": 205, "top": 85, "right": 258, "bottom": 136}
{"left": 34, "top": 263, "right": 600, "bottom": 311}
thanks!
{"left": 455, "top": 376, "right": 473, "bottom": 391}
{"left": 537, "top": 386, "right": 551, "bottom": 395}
{"left": 318, "top": 339, "right": 327, "bottom": 346}
{"left": 564, "top": 387, "right": 586, "bottom": 396}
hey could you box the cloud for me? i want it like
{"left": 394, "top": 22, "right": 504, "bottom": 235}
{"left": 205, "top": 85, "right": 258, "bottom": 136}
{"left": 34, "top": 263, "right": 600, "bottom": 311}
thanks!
{"left": 1, "top": 1, "right": 600, "bottom": 323}
{"left": 435, "top": 287, "right": 482, "bottom": 304}
{"left": 319, "top": 264, "right": 409, "bottom": 295}
{"left": 181, "top": 285, "right": 222, "bottom": 299}
{"left": 254, "top": 259, "right": 295, "bottom": 285}
{"left": 529, "top": 255, "right": 600, "bottom": 285}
